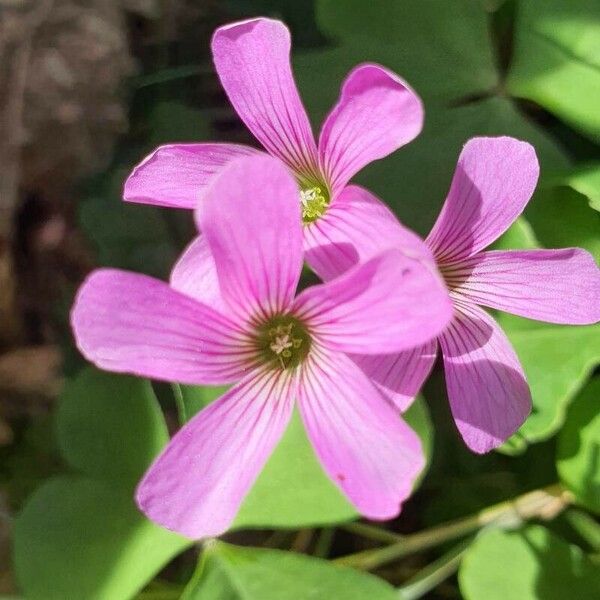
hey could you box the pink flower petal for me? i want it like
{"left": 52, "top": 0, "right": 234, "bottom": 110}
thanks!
{"left": 351, "top": 340, "right": 438, "bottom": 412}
{"left": 196, "top": 155, "right": 303, "bottom": 321}
{"left": 446, "top": 249, "right": 600, "bottom": 325}
{"left": 426, "top": 137, "right": 539, "bottom": 262}
{"left": 123, "top": 143, "right": 258, "bottom": 208}
{"left": 304, "top": 184, "right": 433, "bottom": 282}
{"left": 319, "top": 64, "right": 423, "bottom": 195}
{"left": 170, "top": 235, "right": 222, "bottom": 309}
{"left": 71, "top": 269, "right": 253, "bottom": 385}
{"left": 212, "top": 18, "right": 319, "bottom": 178}
{"left": 136, "top": 368, "right": 296, "bottom": 538}
{"left": 293, "top": 249, "right": 453, "bottom": 354}
{"left": 298, "top": 347, "right": 424, "bottom": 519}
{"left": 439, "top": 301, "right": 531, "bottom": 453}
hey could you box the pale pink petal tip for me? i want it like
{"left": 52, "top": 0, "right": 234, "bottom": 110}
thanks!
{"left": 319, "top": 63, "right": 424, "bottom": 194}
{"left": 136, "top": 369, "right": 295, "bottom": 539}
{"left": 71, "top": 268, "right": 249, "bottom": 386}
{"left": 352, "top": 340, "right": 438, "bottom": 412}
{"left": 439, "top": 302, "right": 531, "bottom": 453}
{"left": 123, "top": 143, "right": 256, "bottom": 209}
{"left": 298, "top": 349, "right": 425, "bottom": 519}
{"left": 427, "top": 136, "right": 540, "bottom": 261}
{"left": 452, "top": 248, "right": 600, "bottom": 325}
{"left": 211, "top": 17, "right": 318, "bottom": 176}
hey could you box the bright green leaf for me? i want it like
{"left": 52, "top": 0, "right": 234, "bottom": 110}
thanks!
{"left": 57, "top": 368, "right": 169, "bottom": 490}
{"left": 403, "top": 395, "right": 434, "bottom": 486}
{"left": 557, "top": 377, "right": 600, "bottom": 513}
{"left": 459, "top": 525, "right": 600, "bottom": 600}
{"left": 234, "top": 410, "right": 357, "bottom": 529}
{"left": 14, "top": 368, "right": 190, "bottom": 600}
{"left": 543, "top": 163, "right": 600, "bottom": 212}
{"left": 507, "top": 0, "right": 600, "bottom": 142}
{"left": 525, "top": 186, "right": 600, "bottom": 263}
{"left": 182, "top": 541, "right": 399, "bottom": 600}
{"left": 14, "top": 477, "right": 188, "bottom": 600}
{"left": 498, "top": 316, "right": 600, "bottom": 446}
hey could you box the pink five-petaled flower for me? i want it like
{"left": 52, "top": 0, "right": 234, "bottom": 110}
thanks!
{"left": 123, "top": 17, "right": 424, "bottom": 263}
{"left": 71, "top": 155, "right": 453, "bottom": 539}
{"left": 311, "top": 136, "right": 600, "bottom": 454}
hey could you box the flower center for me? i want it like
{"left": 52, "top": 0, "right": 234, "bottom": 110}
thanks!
{"left": 300, "top": 185, "right": 330, "bottom": 223}
{"left": 254, "top": 315, "right": 311, "bottom": 370}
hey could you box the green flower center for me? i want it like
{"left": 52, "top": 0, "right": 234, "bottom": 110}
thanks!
{"left": 254, "top": 315, "right": 311, "bottom": 370}
{"left": 300, "top": 185, "right": 330, "bottom": 223}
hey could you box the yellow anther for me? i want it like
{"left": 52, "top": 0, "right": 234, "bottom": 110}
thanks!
{"left": 300, "top": 186, "right": 329, "bottom": 223}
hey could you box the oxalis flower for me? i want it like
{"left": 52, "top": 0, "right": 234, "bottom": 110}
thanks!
{"left": 316, "top": 136, "right": 600, "bottom": 454}
{"left": 71, "top": 155, "right": 453, "bottom": 539}
{"left": 123, "top": 17, "right": 425, "bottom": 267}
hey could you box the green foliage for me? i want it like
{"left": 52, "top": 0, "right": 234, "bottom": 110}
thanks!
{"left": 557, "top": 377, "right": 600, "bottom": 513}
{"left": 294, "top": 0, "right": 568, "bottom": 236}
{"left": 13, "top": 369, "right": 190, "bottom": 600}
{"left": 14, "top": 477, "right": 188, "bottom": 600}
{"left": 181, "top": 541, "right": 399, "bottom": 600}
{"left": 459, "top": 525, "right": 600, "bottom": 600}
{"left": 507, "top": 0, "right": 600, "bottom": 142}
{"left": 499, "top": 316, "right": 600, "bottom": 449}
{"left": 80, "top": 168, "right": 178, "bottom": 279}
{"left": 57, "top": 369, "right": 169, "bottom": 489}
{"left": 526, "top": 186, "right": 600, "bottom": 263}
{"left": 9, "top": 1, "right": 600, "bottom": 598}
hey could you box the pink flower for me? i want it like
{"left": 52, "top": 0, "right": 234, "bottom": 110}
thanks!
{"left": 71, "top": 155, "right": 453, "bottom": 539}
{"left": 123, "top": 17, "right": 426, "bottom": 269}
{"left": 311, "top": 136, "right": 600, "bottom": 454}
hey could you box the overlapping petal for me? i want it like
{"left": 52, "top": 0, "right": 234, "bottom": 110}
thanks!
{"left": 426, "top": 137, "right": 539, "bottom": 262}
{"left": 298, "top": 347, "right": 424, "bottom": 519}
{"left": 123, "top": 143, "right": 258, "bottom": 208}
{"left": 170, "top": 235, "right": 222, "bottom": 309}
{"left": 71, "top": 269, "right": 253, "bottom": 385}
{"left": 196, "top": 155, "right": 303, "bottom": 322}
{"left": 446, "top": 248, "right": 600, "bottom": 325}
{"left": 319, "top": 64, "right": 423, "bottom": 196}
{"left": 294, "top": 249, "right": 452, "bottom": 354}
{"left": 351, "top": 341, "right": 438, "bottom": 412}
{"left": 212, "top": 18, "right": 318, "bottom": 178}
{"left": 438, "top": 300, "right": 531, "bottom": 453}
{"left": 136, "top": 368, "right": 296, "bottom": 539}
{"left": 304, "top": 185, "right": 433, "bottom": 282}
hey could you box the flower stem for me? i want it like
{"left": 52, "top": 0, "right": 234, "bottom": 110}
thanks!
{"left": 342, "top": 522, "right": 403, "bottom": 544}
{"left": 336, "top": 483, "right": 570, "bottom": 570}
{"left": 398, "top": 538, "right": 472, "bottom": 600}
{"left": 564, "top": 507, "right": 600, "bottom": 551}
{"left": 314, "top": 527, "right": 336, "bottom": 558}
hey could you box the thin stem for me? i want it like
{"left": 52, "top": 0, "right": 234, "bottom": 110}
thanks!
{"left": 336, "top": 483, "right": 570, "bottom": 570}
{"left": 342, "top": 522, "right": 404, "bottom": 544}
{"left": 314, "top": 527, "right": 336, "bottom": 558}
{"left": 564, "top": 508, "right": 600, "bottom": 551}
{"left": 291, "top": 528, "right": 314, "bottom": 553}
{"left": 171, "top": 383, "right": 187, "bottom": 424}
{"left": 398, "top": 538, "right": 472, "bottom": 600}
